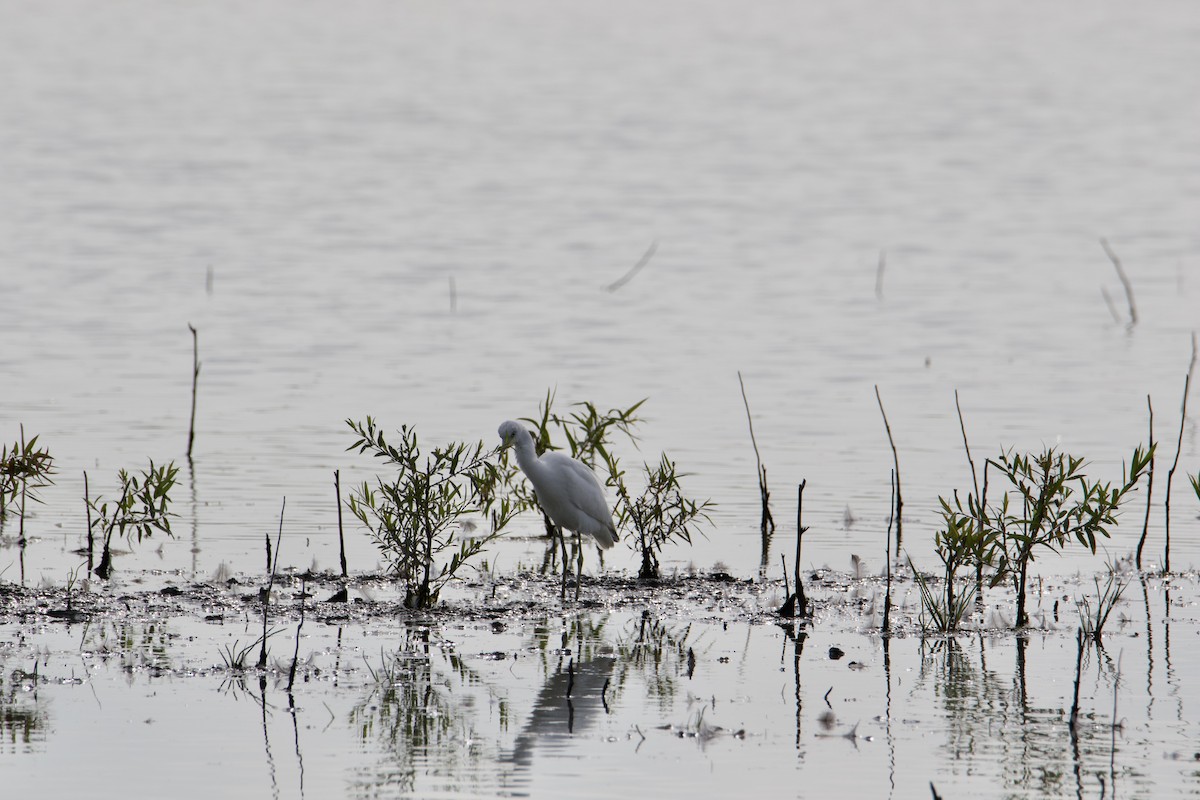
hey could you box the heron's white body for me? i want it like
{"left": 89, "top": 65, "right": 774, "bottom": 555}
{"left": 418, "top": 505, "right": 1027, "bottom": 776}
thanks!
{"left": 498, "top": 420, "right": 617, "bottom": 549}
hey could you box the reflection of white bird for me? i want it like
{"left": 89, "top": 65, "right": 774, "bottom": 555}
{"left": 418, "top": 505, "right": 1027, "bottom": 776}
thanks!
{"left": 498, "top": 420, "right": 617, "bottom": 549}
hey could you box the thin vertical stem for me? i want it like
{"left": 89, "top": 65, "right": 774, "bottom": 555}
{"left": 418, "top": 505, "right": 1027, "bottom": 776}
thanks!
{"left": 334, "top": 470, "right": 348, "bottom": 580}
{"left": 1136, "top": 395, "right": 1154, "bottom": 570}
{"left": 187, "top": 323, "right": 200, "bottom": 458}
{"left": 1164, "top": 333, "right": 1196, "bottom": 573}
{"left": 875, "top": 385, "right": 903, "bottom": 553}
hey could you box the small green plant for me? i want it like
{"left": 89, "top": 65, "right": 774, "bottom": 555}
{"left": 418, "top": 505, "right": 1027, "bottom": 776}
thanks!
{"left": 0, "top": 429, "right": 55, "bottom": 537}
{"left": 1077, "top": 572, "right": 1126, "bottom": 643}
{"left": 913, "top": 494, "right": 997, "bottom": 632}
{"left": 988, "top": 444, "right": 1152, "bottom": 627}
{"left": 607, "top": 452, "right": 714, "bottom": 580}
{"left": 911, "top": 560, "right": 978, "bottom": 633}
{"left": 89, "top": 460, "right": 179, "bottom": 579}
{"left": 346, "top": 417, "right": 516, "bottom": 609}
{"left": 1191, "top": 472, "right": 1200, "bottom": 505}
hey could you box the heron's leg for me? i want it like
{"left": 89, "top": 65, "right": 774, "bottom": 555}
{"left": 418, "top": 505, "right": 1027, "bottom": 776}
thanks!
{"left": 557, "top": 525, "right": 568, "bottom": 601}
{"left": 574, "top": 530, "right": 583, "bottom": 602}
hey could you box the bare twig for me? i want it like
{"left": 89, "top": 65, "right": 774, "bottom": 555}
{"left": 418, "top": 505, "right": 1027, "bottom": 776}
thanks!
{"left": 778, "top": 481, "right": 810, "bottom": 618}
{"left": 605, "top": 240, "right": 658, "bottom": 292}
{"left": 84, "top": 470, "right": 93, "bottom": 573}
{"left": 795, "top": 480, "right": 808, "bottom": 617}
{"left": 738, "top": 372, "right": 775, "bottom": 540}
{"left": 259, "top": 497, "right": 286, "bottom": 670}
{"left": 883, "top": 469, "right": 894, "bottom": 634}
{"left": 334, "top": 470, "right": 348, "bottom": 581}
{"left": 1164, "top": 332, "right": 1197, "bottom": 573}
{"left": 874, "top": 385, "right": 903, "bottom": 553}
{"left": 1100, "top": 238, "right": 1137, "bottom": 326}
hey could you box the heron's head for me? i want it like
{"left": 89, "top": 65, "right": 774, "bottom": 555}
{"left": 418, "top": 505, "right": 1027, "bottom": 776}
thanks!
{"left": 497, "top": 420, "right": 526, "bottom": 448}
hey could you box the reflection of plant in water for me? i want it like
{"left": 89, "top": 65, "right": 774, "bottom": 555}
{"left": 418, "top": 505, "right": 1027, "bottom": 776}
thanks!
{"left": 611, "top": 614, "right": 696, "bottom": 711}
{"left": 350, "top": 627, "right": 502, "bottom": 797}
{"left": 79, "top": 619, "right": 175, "bottom": 678}
{"left": 0, "top": 667, "right": 48, "bottom": 753}
{"left": 914, "top": 635, "right": 1115, "bottom": 797}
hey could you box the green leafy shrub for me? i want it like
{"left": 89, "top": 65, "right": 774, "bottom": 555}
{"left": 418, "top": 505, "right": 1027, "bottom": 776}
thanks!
{"left": 90, "top": 460, "right": 179, "bottom": 578}
{"left": 346, "top": 417, "right": 515, "bottom": 608}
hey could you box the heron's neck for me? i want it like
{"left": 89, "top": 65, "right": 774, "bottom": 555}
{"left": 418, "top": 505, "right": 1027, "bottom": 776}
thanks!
{"left": 513, "top": 433, "right": 546, "bottom": 482}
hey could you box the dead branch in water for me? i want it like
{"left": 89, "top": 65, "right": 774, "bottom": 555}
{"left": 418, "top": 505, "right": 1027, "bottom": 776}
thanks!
{"left": 778, "top": 480, "right": 810, "bottom": 618}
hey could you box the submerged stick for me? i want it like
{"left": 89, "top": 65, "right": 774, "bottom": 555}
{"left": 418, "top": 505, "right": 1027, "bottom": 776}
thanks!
{"left": 874, "top": 385, "right": 903, "bottom": 553}
{"left": 737, "top": 372, "right": 775, "bottom": 541}
{"left": 1100, "top": 238, "right": 1137, "bottom": 326}
{"left": 875, "top": 250, "right": 886, "bottom": 300}
{"left": 605, "top": 240, "right": 658, "bottom": 292}
{"left": 1136, "top": 395, "right": 1155, "bottom": 570}
{"left": 187, "top": 323, "right": 200, "bottom": 458}
{"left": 1164, "top": 333, "right": 1196, "bottom": 573}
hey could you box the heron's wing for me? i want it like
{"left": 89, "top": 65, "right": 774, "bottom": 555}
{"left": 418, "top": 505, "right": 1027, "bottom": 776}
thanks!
{"left": 540, "top": 452, "right": 617, "bottom": 545}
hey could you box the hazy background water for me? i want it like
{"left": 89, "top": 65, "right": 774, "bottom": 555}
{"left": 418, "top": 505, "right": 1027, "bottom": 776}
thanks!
{"left": 2, "top": 0, "right": 1199, "bottom": 585}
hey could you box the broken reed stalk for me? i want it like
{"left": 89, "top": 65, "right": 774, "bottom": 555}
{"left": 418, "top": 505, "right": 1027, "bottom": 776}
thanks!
{"left": 84, "top": 470, "right": 94, "bottom": 572}
{"left": 737, "top": 371, "right": 775, "bottom": 538}
{"left": 259, "top": 496, "right": 286, "bottom": 670}
{"left": 883, "top": 469, "right": 895, "bottom": 634}
{"left": 1100, "top": 238, "right": 1137, "bottom": 326}
{"left": 187, "top": 323, "right": 200, "bottom": 458}
{"left": 778, "top": 481, "right": 810, "bottom": 618}
{"left": 1136, "top": 394, "right": 1155, "bottom": 570}
{"left": 334, "top": 469, "right": 348, "bottom": 581}
{"left": 794, "top": 480, "right": 808, "bottom": 617}
{"left": 1068, "top": 627, "right": 1085, "bottom": 731}
{"left": 287, "top": 578, "right": 305, "bottom": 694}
{"left": 874, "top": 385, "right": 903, "bottom": 553}
{"left": 1164, "top": 333, "right": 1196, "bottom": 574}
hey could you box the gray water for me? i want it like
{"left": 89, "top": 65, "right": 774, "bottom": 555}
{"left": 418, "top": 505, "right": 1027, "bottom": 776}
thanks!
{"left": 2, "top": 0, "right": 1200, "bottom": 795}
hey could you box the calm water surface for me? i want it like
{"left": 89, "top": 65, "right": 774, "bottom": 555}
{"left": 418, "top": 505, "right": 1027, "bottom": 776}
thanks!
{"left": 1, "top": 0, "right": 1200, "bottom": 796}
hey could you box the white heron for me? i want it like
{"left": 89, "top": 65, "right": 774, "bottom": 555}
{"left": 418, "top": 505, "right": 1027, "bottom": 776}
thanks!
{"left": 497, "top": 420, "right": 618, "bottom": 550}
{"left": 498, "top": 420, "right": 619, "bottom": 598}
